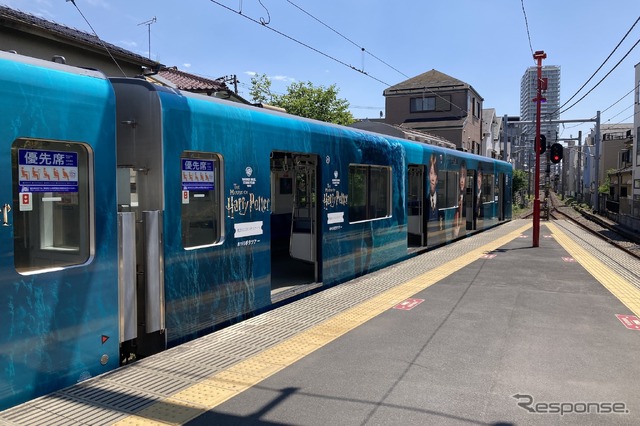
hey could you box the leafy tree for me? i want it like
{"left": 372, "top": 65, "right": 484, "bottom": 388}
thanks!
{"left": 512, "top": 169, "right": 528, "bottom": 197}
{"left": 249, "top": 74, "right": 355, "bottom": 125}
{"left": 599, "top": 169, "right": 616, "bottom": 194}
{"left": 249, "top": 73, "right": 274, "bottom": 105}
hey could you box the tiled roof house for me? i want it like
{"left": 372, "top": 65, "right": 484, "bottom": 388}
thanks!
{"left": 383, "top": 69, "right": 484, "bottom": 153}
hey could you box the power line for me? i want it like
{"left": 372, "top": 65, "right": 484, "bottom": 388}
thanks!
{"left": 561, "top": 80, "right": 640, "bottom": 130}
{"left": 610, "top": 108, "right": 640, "bottom": 127}
{"left": 284, "top": 0, "right": 410, "bottom": 79}
{"left": 66, "top": 0, "right": 127, "bottom": 77}
{"left": 603, "top": 104, "right": 633, "bottom": 123}
{"left": 520, "top": 0, "right": 535, "bottom": 61}
{"left": 208, "top": 0, "right": 390, "bottom": 86}
{"left": 281, "top": 3, "right": 468, "bottom": 115}
{"left": 551, "top": 16, "right": 640, "bottom": 117}
{"left": 601, "top": 80, "right": 640, "bottom": 115}
{"left": 210, "top": 1, "right": 471, "bottom": 117}
{"left": 283, "top": 2, "right": 470, "bottom": 116}
{"left": 558, "top": 37, "right": 640, "bottom": 116}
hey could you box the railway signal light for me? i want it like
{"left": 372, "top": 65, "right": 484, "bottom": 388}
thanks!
{"left": 538, "top": 134, "right": 547, "bottom": 155}
{"left": 550, "top": 143, "right": 563, "bottom": 164}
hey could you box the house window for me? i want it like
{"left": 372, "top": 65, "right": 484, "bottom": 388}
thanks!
{"left": 410, "top": 95, "right": 451, "bottom": 113}
{"left": 410, "top": 97, "right": 435, "bottom": 112}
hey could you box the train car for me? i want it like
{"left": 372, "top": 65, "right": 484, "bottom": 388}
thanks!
{"left": 0, "top": 51, "right": 512, "bottom": 411}
{"left": 0, "top": 52, "right": 119, "bottom": 410}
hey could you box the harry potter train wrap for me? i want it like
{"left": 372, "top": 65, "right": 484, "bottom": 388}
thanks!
{"left": 0, "top": 51, "right": 512, "bottom": 410}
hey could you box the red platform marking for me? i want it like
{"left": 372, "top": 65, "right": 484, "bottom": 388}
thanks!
{"left": 480, "top": 253, "right": 497, "bottom": 259}
{"left": 393, "top": 298, "right": 424, "bottom": 311}
{"left": 616, "top": 314, "right": 640, "bottom": 330}
{"left": 562, "top": 257, "right": 575, "bottom": 262}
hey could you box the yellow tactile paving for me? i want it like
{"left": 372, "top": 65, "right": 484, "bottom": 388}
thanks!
{"left": 547, "top": 222, "right": 640, "bottom": 316}
{"left": 171, "top": 383, "right": 237, "bottom": 407}
{"left": 116, "top": 222, "right": 532, "bottom": 424}
{"left": 113, "top": 398, "right": 206, "bottom": 426}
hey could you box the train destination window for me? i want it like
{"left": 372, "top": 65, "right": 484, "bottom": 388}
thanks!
{"left": 12, "top": 139, "right": 92, "bottom": 274}
{"left": 348, "top": 164, "right": 392, "bottom": 223}
{"left": 181, "top": 152, "right": 223, "bottom": 248}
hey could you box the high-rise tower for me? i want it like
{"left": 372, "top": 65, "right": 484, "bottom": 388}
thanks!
{"left": 520, "top": 65, "right": 561, "bottom": 143}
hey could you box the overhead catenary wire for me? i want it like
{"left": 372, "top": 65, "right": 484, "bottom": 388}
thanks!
{"left": 558, "top": 37, "right": 640, "bottom": 116}
{"left": 549, "top": 16, "right": 640, "bottom": 118}
{"left": 562, "top": 81, "right": 639, "bottom": 130}
{"left": 66, "top": 0, "right": 127, "bottom": 77}
{"left": 520, "top": 0, "right": 535, "bottom": 61}
{"left": 283, "top": 0, "right": 472, "bottom": 115}
{"left": 284, "top": 0, "right": 410, "bottom": 79}
{"left": 208, "top": 0, "right": 390, "bottom": 86}
{"left": 603, "top": 104, "right": 634, "bottom": 123}
{"left": 210, "top": 0, "right": 471, "bottom": 116}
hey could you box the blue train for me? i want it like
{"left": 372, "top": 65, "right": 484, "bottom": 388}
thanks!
{"left": 0, "top": 51, "right": 512, "bottom": 410}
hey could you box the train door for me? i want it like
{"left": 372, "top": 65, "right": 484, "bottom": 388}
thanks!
{"left": 270, "top": 151, "right": 319, "bottom": 299}
{"left": 498, "top": 173, "right": 505, "bottom": 221}
{"left": 407, "top": 165, "right": 425, "bottom": 247}
{"left": 112, "top": 80, "right": 166, "bottom": 362}
{"left": 466, "top": 169, "right": 475, "bottom": 230}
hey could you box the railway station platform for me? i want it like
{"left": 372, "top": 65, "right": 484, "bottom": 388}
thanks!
{"left": 2, "top": 218, "right": 640, "bottom": 426}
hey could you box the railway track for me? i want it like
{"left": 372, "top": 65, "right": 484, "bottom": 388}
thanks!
{"left": 535, "top": 193, "right": 640, "bottom": 259}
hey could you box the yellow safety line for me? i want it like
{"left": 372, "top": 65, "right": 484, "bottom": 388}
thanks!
{"left": 547, "top": 222, "right": 640, "bottom": 317}
{"left": 114, "top": 222, "right": 532, "bottom": 425}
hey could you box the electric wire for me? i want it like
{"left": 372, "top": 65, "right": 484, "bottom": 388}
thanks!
{"left": 283, "top": 0, "right": 469, "bottom": 115}
{"left": 520, "top": 0, "right": 535, "bottom": 61}
{"left": 550, "top": 16, "right": 640, "bottom": 118}
{"left": 209, "top": 0, "right": 390, "bottom": 86}
{"left": 284, "top": 0, "right": 410, "bottom": 79}
{"left": 210, "top": 0, "right": 469, "bottom": 115}
{"left": 558, "top": 37, "right": 640, "bottom": 116}
{"left": 66, "top": 0, "right": 127, "bottom": 77}
{"left": 603, "top": 104, "right": 633, "bottom": 123}
{"left": 601, "top": 81, "right": 640, "bottom": 115}
{"left": 561, "top": 81, "right": 640, "bottom": 130}
{"left": 609, "top": 108, "right": 640, "bottom": 127}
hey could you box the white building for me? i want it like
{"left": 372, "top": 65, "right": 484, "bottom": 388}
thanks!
{"left": 520, "top": 65, "right": 561, "bottom": 144}
{"left": 481, "top": 108, "right": 503, "bottom": 159}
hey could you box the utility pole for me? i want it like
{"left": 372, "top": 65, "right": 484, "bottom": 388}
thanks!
{"left": 577, "top": 130, "right": 582, "bottom": 200}
{"left": 503, "top": 114, "right": 509, "bottom": 160}
{"left": 592, "top": 111, "right": 601, "bottom": 213}
{"left": 532, "top": 50, "right": 546, "bottom": 248}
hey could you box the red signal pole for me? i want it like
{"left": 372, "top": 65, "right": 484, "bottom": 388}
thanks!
{"left": 532, "top": 50, "right": 546, "bottom": 248}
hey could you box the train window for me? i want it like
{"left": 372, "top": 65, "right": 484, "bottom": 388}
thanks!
{"left": 12, "top": 139, "right": 92, "bottom": 274}
{"left": 443, "top": 171, "right": 459, "bottom": 208}
{"left": 181, "top": 152, "right": 223, "bottom": 249}
{"left": 482, "top": 173, "right": 494, "bottom": 204}
{"left": 348, "top": 164, "right": 391, "bottom": 223}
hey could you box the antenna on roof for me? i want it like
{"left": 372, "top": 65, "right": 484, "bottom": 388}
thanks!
{"left": 138, "top": 17, "right": 157, "bottom": 60}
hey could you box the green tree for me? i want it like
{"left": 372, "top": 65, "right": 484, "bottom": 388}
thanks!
{"left": 249, "top": 74, "right": 355, "bottom": 125}
{"left": 599, "top": 169, "right": 616, "bottom": 194}
{"left": 249, "top": 73, "right": 274, "bottom": 105}
{"left": 512, "top": 169, "right": 528, "bottom": 198}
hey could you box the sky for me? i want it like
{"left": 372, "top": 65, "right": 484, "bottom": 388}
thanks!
{"left": 3, "top": 0, "right": 640, "bottom": 142}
